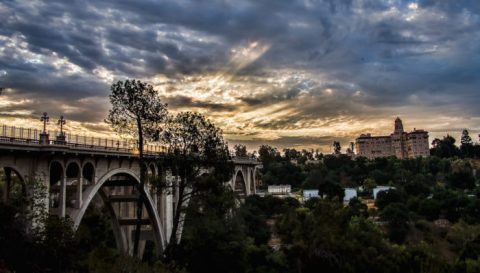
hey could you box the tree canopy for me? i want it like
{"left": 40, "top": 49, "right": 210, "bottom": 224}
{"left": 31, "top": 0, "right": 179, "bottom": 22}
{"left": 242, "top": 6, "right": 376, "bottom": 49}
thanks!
{"left": 234, "top": 144, "right": 248, "bottom": 157}
{"left": 106, "top": 79, "right": 168, "bottom": 141}
{"left": 161, "top": 111, "right": 232, "bottom": 257}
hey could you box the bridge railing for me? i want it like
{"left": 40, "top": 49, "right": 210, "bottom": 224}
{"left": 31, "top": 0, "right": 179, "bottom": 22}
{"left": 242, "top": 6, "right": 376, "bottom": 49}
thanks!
{"left": 0, "top": 125, "right": 167, "bottom": 155}
{"left": 0, "top": 125, "right": 40, "bottom": 143}
{"left": 231, "top": 155, "right": 261, "bottom": 164}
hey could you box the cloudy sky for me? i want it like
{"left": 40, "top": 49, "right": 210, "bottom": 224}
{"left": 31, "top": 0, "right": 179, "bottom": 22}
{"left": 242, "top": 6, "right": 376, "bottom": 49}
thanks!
{"left": 0, "top": 0, "right": 479, "bottom": 152}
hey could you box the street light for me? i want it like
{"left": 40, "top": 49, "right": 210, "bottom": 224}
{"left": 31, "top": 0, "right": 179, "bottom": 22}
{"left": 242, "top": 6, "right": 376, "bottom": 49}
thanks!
{"left": 39, "top": 112, "right": 50, "bottom": 145}
{"left": 58, "top": 115, "right": 66, "bottom": 136}
{"left": 40, "top": 112, "right": 49, "bottom": 134}
{"left": 56, "top": 115, "right": 67, "bottom": 144}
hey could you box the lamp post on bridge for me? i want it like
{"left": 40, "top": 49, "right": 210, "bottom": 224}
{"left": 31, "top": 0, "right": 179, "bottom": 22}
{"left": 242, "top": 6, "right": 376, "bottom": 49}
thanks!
{"left": 56, "top": 115, "right": 66, "bottom": 144}
{"left": 39, "top": 112, "right": 49, "bottom": 144}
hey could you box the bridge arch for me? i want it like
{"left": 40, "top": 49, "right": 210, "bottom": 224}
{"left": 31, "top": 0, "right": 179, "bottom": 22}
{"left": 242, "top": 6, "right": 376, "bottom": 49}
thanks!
{"left": 148, "top": 163, "right": 157, "bottom": 177}
{"left": 48, "top": 160, "right": 65, "bottom": 183}
{"left": 233, "top": 169, "right": 247, "bottom": 197}
{"left": 82, "top": 162, "right": 95, "bottom": 185}
{"left": 252, "top": 166, "right": 261, "bottom": 194}
{"left": 49, "top": 160, "right": 65, "bottom": 186}
{"left": 1, "top": 166, "right": 27, "bottom": 202}
{"left": 66, "top": 159, "right": 81, "bottom": 172}
{"left": 1, "top": 165, "right": 25, "bottom": 183}
{"left": 65, "top": 161, "right": 81, "bottom": 208}
{"left": 49, "top": 161, "right": 64, "bottom": 210}
{"left": 71, "top": 168, "right": 166, "bottom": 255}
{"left": 66, "top": 161, "right": 81, "bottom": 181}
{"left": 81, "top": 159, "right": 96, "bottom": 169}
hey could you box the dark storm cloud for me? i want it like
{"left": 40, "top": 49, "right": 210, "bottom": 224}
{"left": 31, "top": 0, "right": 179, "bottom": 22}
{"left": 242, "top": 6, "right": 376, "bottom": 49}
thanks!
{"left": 0, "top": 0, "right": 479, "bottom": 138}
{"left": 164, "top": 95, "right": 238, "bottom": 112}
{"left": 228, "top": 135, "right": 352, "bottom": 151}
{"left": 0, "top": 91, "right": 109, "bottom": 123}
{"left": 2, "top": 68, "right": 107, "bottom": 100}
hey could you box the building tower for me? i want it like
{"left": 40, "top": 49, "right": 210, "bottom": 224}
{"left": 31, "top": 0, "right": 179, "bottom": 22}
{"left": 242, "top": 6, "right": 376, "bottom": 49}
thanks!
{"left": 394, "top": 117, "right": 404, "bottom": 134}
{"left": 392, "top": 117, "right": 407, "bottom": 159}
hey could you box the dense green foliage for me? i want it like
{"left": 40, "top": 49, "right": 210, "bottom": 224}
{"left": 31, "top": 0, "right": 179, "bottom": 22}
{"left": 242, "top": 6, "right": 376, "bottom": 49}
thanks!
{"left": 431, "top": 131, "right": 480, "bottom": 159}
{"left": 258, "top": 142, "right": 479, "bottom": 193}
{"left": 0, "top": 193, "right": 174, "bottom": 273}
{"left": 179, "top": 182, "right": 480, "bottom": 273}
{"left": 251, "top": 139, "right": 480, "bottom": 272}
{"left": 1, "top": 153, "right": 480, "bottom": 273}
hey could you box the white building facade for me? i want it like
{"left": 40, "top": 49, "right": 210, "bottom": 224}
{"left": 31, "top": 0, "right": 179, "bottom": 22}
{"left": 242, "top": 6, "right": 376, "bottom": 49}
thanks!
{"left": 268, "top": 185, "right": 291, "bottom": 195}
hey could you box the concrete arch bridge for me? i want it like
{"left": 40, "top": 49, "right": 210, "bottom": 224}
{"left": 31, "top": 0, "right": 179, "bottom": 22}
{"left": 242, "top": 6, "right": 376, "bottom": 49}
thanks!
{"left": 0, "top": 125, "right": 261, "bottom": 257}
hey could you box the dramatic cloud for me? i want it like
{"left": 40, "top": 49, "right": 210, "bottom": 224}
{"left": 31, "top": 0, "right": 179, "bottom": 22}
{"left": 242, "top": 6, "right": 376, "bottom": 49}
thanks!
{"left": 0, "top": 0, "right": 479, "bottom": 151}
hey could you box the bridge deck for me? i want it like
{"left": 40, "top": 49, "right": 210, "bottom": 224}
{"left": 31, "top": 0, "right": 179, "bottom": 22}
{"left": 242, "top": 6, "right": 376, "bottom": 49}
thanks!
{"left": 0, "top": 124, "right": 165, "bottom": 157}
{"left": 0, "top": 125, "right": 261, "bottom": 165}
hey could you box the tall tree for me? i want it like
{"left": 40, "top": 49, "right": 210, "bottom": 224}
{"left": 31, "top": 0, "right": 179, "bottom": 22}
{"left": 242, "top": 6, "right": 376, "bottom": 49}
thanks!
{"left": 258, "top": 144, "right": 281, "bottom": 170}
{"left": 314, "top": 149, "right": 323, "bottom": 160}
{"left": 460, "top": 129, "right": 474, "bottom": 158}
{"left": 234, "top": 144, "right": 248, "bottom": 157}
{"left": 283, "top": 148, "right": 300, "bottom": 160}
{"left": 380, "top": 203, "right": 410, "bottom": 243}
{"left": 333, "top": 141, "right": 341, "bottom": 154}
{"left": 161, "top": 111, "right": 232, "bottom": 258}
{"left": 106, "top": 79, "right": 168, "bottom": 256}
{"left": 301, "top": 149, "right": 314, "bottom": 161}
{"left": 430, "top": 135, "right": 459, "bottom": 158}
{"left": 461, "top": 129, "right": 473, "bottom": 146}
{"left": 318, "top": 177, "right": 344, "bottom": 201}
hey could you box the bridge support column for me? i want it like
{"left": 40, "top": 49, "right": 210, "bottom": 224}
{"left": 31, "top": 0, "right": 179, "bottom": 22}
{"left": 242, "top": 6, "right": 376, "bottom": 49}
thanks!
{"left": 76, "top": 176, "right": 83, "bottom": 209}
{"left": 39, "top": 133, "right": 49, "bottom": 145}
{"left": 59, "top": 176, "right": 66, "bottom": 217}
{"left": 252, "top": 168, "right": 257, "bottom": 195}
{"left": 164, "top": 191, "right": 173, "bottom": 241}
{"left": 246, "top": 168, "right": 251, "bottom": 196}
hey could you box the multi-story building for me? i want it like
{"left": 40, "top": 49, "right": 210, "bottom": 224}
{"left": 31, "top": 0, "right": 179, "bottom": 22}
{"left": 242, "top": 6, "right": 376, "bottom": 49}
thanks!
{"left": 355, "top": 117, "right": 429, "bottom": 159}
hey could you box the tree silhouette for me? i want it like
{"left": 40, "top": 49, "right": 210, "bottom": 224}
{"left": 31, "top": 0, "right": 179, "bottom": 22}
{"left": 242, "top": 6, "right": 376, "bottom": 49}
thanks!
{"left": 234, "top": 144, "right": 248, "bottom": 157}
{"left": 333, "top": 141, "right": 341, "bottom": 154}
{"left": 105, "top": 79, "right": 168, "bottom": 256}
{"left": 161, "top": 111, "right": 231, "bottom": 259}
{"left": 431, "top": 135, "right": 459, "bottom": 158}
{"left": 460, "top": 129, "right": 474, "bottom": 158}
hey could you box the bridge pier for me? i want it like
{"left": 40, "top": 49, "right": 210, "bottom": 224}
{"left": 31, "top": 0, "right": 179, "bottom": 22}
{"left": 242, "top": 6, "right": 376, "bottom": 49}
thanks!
{"left": 76, "top": 176, "right": 83, "bottom": 209}
{"left": 59, "top": 175, "right": 67, "bottom": 217}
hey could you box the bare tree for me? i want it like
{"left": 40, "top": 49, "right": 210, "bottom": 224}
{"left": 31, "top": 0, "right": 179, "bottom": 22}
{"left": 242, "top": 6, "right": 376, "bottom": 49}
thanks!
{"left": 105, "top": 79, "right": 168, "bottom": 256}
